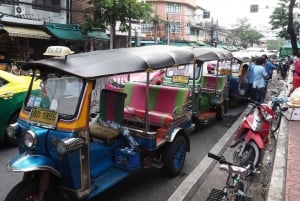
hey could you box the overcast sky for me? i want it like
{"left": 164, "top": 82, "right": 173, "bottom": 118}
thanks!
{"left": 198, "top": 0, "right": 280, "bottom": 28}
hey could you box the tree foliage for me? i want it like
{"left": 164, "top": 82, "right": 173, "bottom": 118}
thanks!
{"left": 269, "top": 0, "right": 291, "bottom": 39}
{"left": 82, "top": 0, "right": 153, "bottom": 48}
{"left": 231, "top": 18, "right": 264, "bottom": 47}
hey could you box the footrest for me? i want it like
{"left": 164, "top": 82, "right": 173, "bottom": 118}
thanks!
{"left": 206, "top": 189, "right": 224, "bottom": 201}
{"left": 90, "top": 122, "right": 120, "bottom": 143}
{"left": 206, "top": 188, "right": 252, "bottom": 201}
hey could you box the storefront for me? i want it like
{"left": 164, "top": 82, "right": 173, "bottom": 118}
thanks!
{"left": 0, "top": 16, "right": 52, "bottom": 65}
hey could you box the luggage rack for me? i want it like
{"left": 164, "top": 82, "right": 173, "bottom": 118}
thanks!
{"left": 206, "top": 188, "right": 252, "bottom": 201}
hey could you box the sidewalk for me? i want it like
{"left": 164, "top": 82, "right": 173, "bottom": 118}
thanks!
{"left": 267, "top": 67, "right": 300, "bottom": 201}
{"left": 167, "top": 70, "right": 300, "bottom": 201}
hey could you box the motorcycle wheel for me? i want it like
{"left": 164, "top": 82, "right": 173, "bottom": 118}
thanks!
{"left": 5, "top": 178, "right": 65, "bottom": 201}
{"left": 162, "top": 135, "right": 187, "bottom": 177}
{"left": 233, "top": 141, "right": 262, "bottom": 168}
{"left": 280, "top": 66, "right": 287, "bottom": 80}
{"left": 271, "top": 103, "right": 282, "bottom": 137}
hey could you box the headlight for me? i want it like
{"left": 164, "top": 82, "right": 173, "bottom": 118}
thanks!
{"left": 7, "top": 123, "right": 19, "bottom": 140}
{"left": 23, "top": 130, "right": 38, "bottom": 148}
{"left": 56, "top": 138, "right": 84, "bottom": 155}
{"left": 261, "top": 110, "right": 273, "bottom": 122}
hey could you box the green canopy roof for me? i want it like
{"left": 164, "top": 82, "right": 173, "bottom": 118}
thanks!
{"left": 45, "top": 22, "right": 88, "bottom": 41}
{"left": 87, "top": 29, "right": 110, "bottom": 40}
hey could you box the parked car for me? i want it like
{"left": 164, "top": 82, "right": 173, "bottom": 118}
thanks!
{"left": 0, "top": 70, "right": 40, "bottom": 145}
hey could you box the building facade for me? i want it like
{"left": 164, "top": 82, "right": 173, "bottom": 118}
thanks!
{"left": 0, "top": 0, "right": 70, "bottom": 62}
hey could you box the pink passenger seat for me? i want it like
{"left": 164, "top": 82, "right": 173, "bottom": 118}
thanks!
{"left": 123, "top": 82, "right": 191, "bottom": 127}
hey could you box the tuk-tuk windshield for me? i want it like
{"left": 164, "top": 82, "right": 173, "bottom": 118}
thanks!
{"left": 26, "top": 75, "right": 83, "bottom": 117}
{"left": 165, "top": 64, "right": 200, "bottom": 79}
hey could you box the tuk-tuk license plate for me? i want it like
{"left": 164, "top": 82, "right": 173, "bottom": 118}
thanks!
{"left": 29, "top": 109, "right": 58, "bottom": 127}
{"left": 172, "top": 75, "right": 189, "bottom": 84}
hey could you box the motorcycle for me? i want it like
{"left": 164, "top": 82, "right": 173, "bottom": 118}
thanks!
{"left": 230, "top": 98, "right": 275, "bottom": 168}
{"left": 277, "top": 57, "right": 290, "bottom": 80}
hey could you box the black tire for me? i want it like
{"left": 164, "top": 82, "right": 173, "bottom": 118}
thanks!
{"left": 224, "top": 99, "right": 229, "bottom": 114}
{"left": 233, "top": 141, "right": 262, "bottom": 168}
{"left": 216, "top": 104, "right": 224, "bottom": 121}
{"left": 162, "top": 135, "right": 187, "bottom": 177}
{"left": 192, "top": 116, "right": 202, "bottom": 130}
{"left": 5, "top": 176, "right": 65, "bottom": 201}
{"left": 271, "top": 103, "right": 282, "bottom": 136}
{"left": 281, "top": 66, "right": 287, "bottom": 80}
{"left": 5, "top": 112, "right": 19, "bottom": 146}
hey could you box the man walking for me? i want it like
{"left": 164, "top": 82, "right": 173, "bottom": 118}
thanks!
{"left": 253, "top": 56, "right": 268, "bottom": 103}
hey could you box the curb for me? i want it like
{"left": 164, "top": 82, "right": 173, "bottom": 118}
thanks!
{"left": 167, "top": 107, "right": 249, "bottom": 201}
{"left": 266, "top": 117, "right": 288, "bottom": 201}
{"left": 266, "top": 68, "right": 293, "bottom": 201}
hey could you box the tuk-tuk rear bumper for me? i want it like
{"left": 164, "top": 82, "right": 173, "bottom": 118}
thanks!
{"left": 6, "top": 152, "right": 61, "bottom": 177}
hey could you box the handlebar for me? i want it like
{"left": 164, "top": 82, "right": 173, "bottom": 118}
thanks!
{"left": 247, "top": 97, "right": 261, "bottom": 106}
{"left": 208, "top": 152, "right": 233, "bottom": 165}
{"left": 208, "top": 152, "right": 258, "bottom": 176}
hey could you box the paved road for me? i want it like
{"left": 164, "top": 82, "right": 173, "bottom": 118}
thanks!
{"left": 0, "top": 105, "right": 245, "bottom": 201}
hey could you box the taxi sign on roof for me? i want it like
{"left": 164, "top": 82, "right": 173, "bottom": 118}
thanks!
{"left": 43, "top": 46, "right": 74, "bottom": 57}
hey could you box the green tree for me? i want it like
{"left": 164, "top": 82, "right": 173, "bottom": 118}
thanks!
{"left": 82, "top": 0, "right": 152, "bottom": 49}
{"left": 231, "top": 18, "right": 263, "bottom": 47}
{"left": 270, "top": 0, "right": 300, "bottom": 55}
{"left": 269, "top": 0, "right": 290, "bottom": 39}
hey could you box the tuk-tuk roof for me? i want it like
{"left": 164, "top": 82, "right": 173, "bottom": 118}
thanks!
{"left": 23, "top": 45, "right": 194, "bottom": 79}
{"left": 192, "top": 47, "right": 233, "bottom": 61}
{"left": 232, "top": 52, "right": 252, "bottom": 63}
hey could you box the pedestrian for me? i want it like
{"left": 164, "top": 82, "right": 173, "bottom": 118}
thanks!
{"left": 247, "top": 56, "right": 256, "bottom": 100}
{"left": 262, "top": 54, "right": 276, "bottom": 80}
{"left": 252, "top": 56, "right": 268, "bottom": 103}
{"left": 288, "top": 52, "right": 300, "bottom": 97}
{"left": 262, "top": 54, "right": 275, "bottom": 100}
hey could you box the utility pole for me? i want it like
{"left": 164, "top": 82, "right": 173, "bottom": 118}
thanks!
{"left": 167, "top": 13, "right": 170, "bottom": 45}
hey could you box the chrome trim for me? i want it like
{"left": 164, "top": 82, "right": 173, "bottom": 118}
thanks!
{"left": 6, "top": 154, "right": 61, "bottom": 177}
{"left": 78, "top": 130, "right": 91, "bottom": 198}
{"left": 58, "top": 137, "right": 85, "bottom": 154}
{"left": 169, "top": 127, "right": 183, "bottom": 142}
{"left": 23, "top": 130, "right": 38, "bottom": 148}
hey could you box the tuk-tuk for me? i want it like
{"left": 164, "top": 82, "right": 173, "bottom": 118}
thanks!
{"left": 163, "top": 47, "right": 234, "bottom": 128}
{"left": 5, "top": 45, "right": 195, "bottom": 201}
{"left": 229, "top": 52, "right": 252, "bottom": 99}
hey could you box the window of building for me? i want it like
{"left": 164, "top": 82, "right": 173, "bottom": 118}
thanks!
{"left": 33, "top": 0, "right": 61, "bottom": 12}
{"left": 186, "top": 23, "right": 190, "bottom": 35}
{"left": 2, "top": 0, "right": 19, "bottom": 5}
{"left": 141, "top": 21, "right": 152, "bottom": 32}
{"left": 170, "top": 22, "right": 180, "bottom": 33}
{"left": 185, "top": 7, "right": 194, "bottom": 16}
{"left": 166, "top": 2, "right": 181, "bottom": 14}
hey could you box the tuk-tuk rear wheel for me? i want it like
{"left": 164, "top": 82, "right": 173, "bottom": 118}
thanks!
{"left": 216, "top": 105, "right": 224, "bottom": 121}
{"left": 162, "top": 135, "right": 187, "bottom": 177}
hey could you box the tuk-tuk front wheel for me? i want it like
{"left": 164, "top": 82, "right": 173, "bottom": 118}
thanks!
{"left": 5, "top": 178, "right": 65, "bottom": 201}
{"left": 162, "top": 135, "right": 187, "bottom": 177}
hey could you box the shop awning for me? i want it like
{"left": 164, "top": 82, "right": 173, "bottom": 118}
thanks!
{"left": 87, "top": 30, "right": 110, "bottom": 40}
{"left": 2, "top": 25, "right": 51, "bottom": 39}
{"left": 45, "top": 22, "right": 88, "bottom": 41}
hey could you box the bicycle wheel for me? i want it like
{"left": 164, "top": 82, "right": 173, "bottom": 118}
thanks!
{"left": 271, "top": 103, "right": 282, "bottom": 136}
